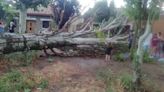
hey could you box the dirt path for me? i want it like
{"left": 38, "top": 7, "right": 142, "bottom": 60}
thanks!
{"left": 20, "top": 57, "right": 164, "bottom": 92}
{"left": 32, "top": 57, "right": 107, "bottom": 92}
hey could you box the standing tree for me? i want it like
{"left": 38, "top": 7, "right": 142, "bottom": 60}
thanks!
{"left": 124, "top": 0, "right": 163, "bottom": 91}
{"left": 52, "top": 0, "right": 79, "bottom": 30}
{"left": 84, "top": 0, "right": 117, "bottom": 23}
{"left": 0, "top": 0, "right": 15, "bottom": 21}
{"left": 12, "top": 0, "right": 50, "bottom": 33}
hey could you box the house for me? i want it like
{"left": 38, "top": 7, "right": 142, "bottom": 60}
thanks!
{"left": 15, "top": 5, "right": 53, "bottom": 33}
{"left": 152, "top": 13, "right": 164, "bottom": 37}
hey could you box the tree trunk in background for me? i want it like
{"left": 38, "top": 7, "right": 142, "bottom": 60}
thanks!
{"left": 19, "top": 6, "right": 27, "bottom": 34}
{"left": 133, "top": 20, "right": 151, "bottom": 91}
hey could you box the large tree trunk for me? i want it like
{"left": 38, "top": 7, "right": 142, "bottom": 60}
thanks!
{"left": 19, "top": 6, "right": 27, "bottom": 34}
{"left": 133, "top": 20, "right": 151, "bottom": 91}
{"left": 0, "top": 33, "right": 128, "bottom": 54}
{"left": 0, "top": 16, "right": 128, "bottom": 54}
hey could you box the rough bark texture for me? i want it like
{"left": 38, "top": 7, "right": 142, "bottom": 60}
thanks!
{"left": 0, "top": 33, "right": 128, "bottom": 54}
{"left": 19, "top": 7, "right": 27, "bottom": 33}
{"left": 133, "top": 20, "right": 151, "bottom": 91}
{"left": 0, "top": 16, "right": 129, "bottom": 55}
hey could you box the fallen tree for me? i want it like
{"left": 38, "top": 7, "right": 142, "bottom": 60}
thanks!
{"left": 0, "top": 16, "right": 130, "bottom": 55}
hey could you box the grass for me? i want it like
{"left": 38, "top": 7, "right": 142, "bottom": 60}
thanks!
{"left": 3, "top": 51, "right": 38, "bottom": 66}
{"left": 0, "top": 69, "right": 48, "bottom": 92}
{"left": 96, "top": 68, "right": 161, "bottom": 92}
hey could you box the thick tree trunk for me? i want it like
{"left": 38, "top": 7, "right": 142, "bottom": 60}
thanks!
{"left": 19, "top": 7, "right": 27, "bottom": 34}
{"left": 133, "top": 20, "right": 151, "bottom": 91}
{"left": 0, "top": 33, "right": 128, "bottom": 54}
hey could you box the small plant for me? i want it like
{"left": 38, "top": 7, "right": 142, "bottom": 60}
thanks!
{"left": 119, "top": 73, "right": 133, "bottom": 92}
{"left": 38, "top": 79, "right": 48, "bottom": 89}
{"left": 47, "top": 56, "right": 54, "bottom": 63}
{"left": 143, "top": 51, "right": 155, "bottom": 63}
{"left": 95, "top": 29, "right": 106, "bottom": 43}
{"left": 113, "top": 53, "right": 125, "bottom": 62}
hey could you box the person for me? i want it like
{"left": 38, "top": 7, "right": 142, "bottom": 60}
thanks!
{"left": 8, "top": 19, "right": 16, "bottom": 33}
{"left": 0, "top": 21, "right": 4, "bottom": 33}
{"left": 128, "top": 31, "right": 133, "bottom": 50}
{"left": 105, "top": 42, "right": 113, "bottom": 64}
{"left": 151, "top": 33, "right": 158, "bottom": 57}
{"left": 157, "top": 32, "right": 164, "bottom": 57}
{"left": 0, "top": 21, "right": 5, "bottom": 38}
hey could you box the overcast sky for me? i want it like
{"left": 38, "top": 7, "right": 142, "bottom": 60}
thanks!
{"left": 78, "top": 0, "right": 125, "bottom": 14}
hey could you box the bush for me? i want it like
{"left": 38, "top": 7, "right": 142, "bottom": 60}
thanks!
{"left": 113, "top": 53, "right": 125, "bottom": 62}
{"left": 143, "top": 51, "right": 155, "bottom": 63}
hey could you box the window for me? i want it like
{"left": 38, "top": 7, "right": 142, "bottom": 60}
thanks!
{"left": 42, "top": 21, "right": 49, "bottom": 28}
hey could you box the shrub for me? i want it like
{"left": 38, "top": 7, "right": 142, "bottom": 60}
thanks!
{"left": 143, "top": 51, "right": 155, "bottom": 63}
{"left": 113, "top": 53, "right": 125, "bottom": 62}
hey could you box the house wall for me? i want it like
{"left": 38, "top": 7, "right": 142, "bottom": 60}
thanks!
{"left": 26, "top": 20, "right": 36, "bottom": 33}
{"left": 26, "top": 17, "right": 52, "bottom": 33}
{"left": 152, "top": 15, "right": 164, "bottom": 37}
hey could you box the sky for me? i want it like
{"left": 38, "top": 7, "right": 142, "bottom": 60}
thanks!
{"left": 77, "top": 0, "right": 125, "bottom": 15}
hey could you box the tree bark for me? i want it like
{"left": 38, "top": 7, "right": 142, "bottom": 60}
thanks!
{"left": 0, "top": 33, "right": 128, "bottom": 54}
{"left": 133, "top": 20, "right": 151, "bottom": 91}
{"left": 19, "top": 5, "right": 27, "bottom": 34}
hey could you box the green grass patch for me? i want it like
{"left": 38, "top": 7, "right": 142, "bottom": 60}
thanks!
{"left": 0, "top": 69, "right": 48, "bottom": 92}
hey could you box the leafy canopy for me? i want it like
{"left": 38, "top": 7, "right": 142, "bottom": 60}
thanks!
{"left": 124, "top": 0, "right": 163, "bottom": 22}
{"left": 84, "top": 0, "right": 117, "bottom": 23}
{"left": 52, "top": 0, "right": 80, "bottom": 29}
{"left": 0, "top": 0, "right": 15, "bottom": 21}
{"left": 13, "top": 0, "right": 50, "bottom": 10}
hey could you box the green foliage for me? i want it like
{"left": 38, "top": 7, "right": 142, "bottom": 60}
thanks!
{"left": 0, "top": 0, "right": 15, "bottom": 21}
{"left": 0, "top": 69, "right": 49, "bottom": 92}
{"left": 38, "top": 79, "right": 48, "bottom": 89}
{"left": 4, "top": 51, "right": 38, "bottom": 66}
{"left": 124, "top": 0, "right": 163, "bottom": 26}
{"left": 52, "top": 0, "right": 80, "bottom": 29}
{"left": 113, "top": 53, "right": 125, "bottom": 62}
{"left": 97, "top": 68, "right": 134, "bottom": 92}
{"left": 95, "top": 30, "right": 106, "bottom": 42}
{"left": 143, "top": 51, "right": 155, "bottom": 63}
{"left": 0, "top": 70, "right": 34, "bottom": 92}
{"left": 120, "top": 73, "right": 133, "bottom": 91}
{"left": 96, "top": 68, "right": 114, "bottom": 86}
{"left": 14, "top": 0, "right": 50, "bottom": 10}
{"left": 84, "top": 0, "right": 117, "bottom": 23}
